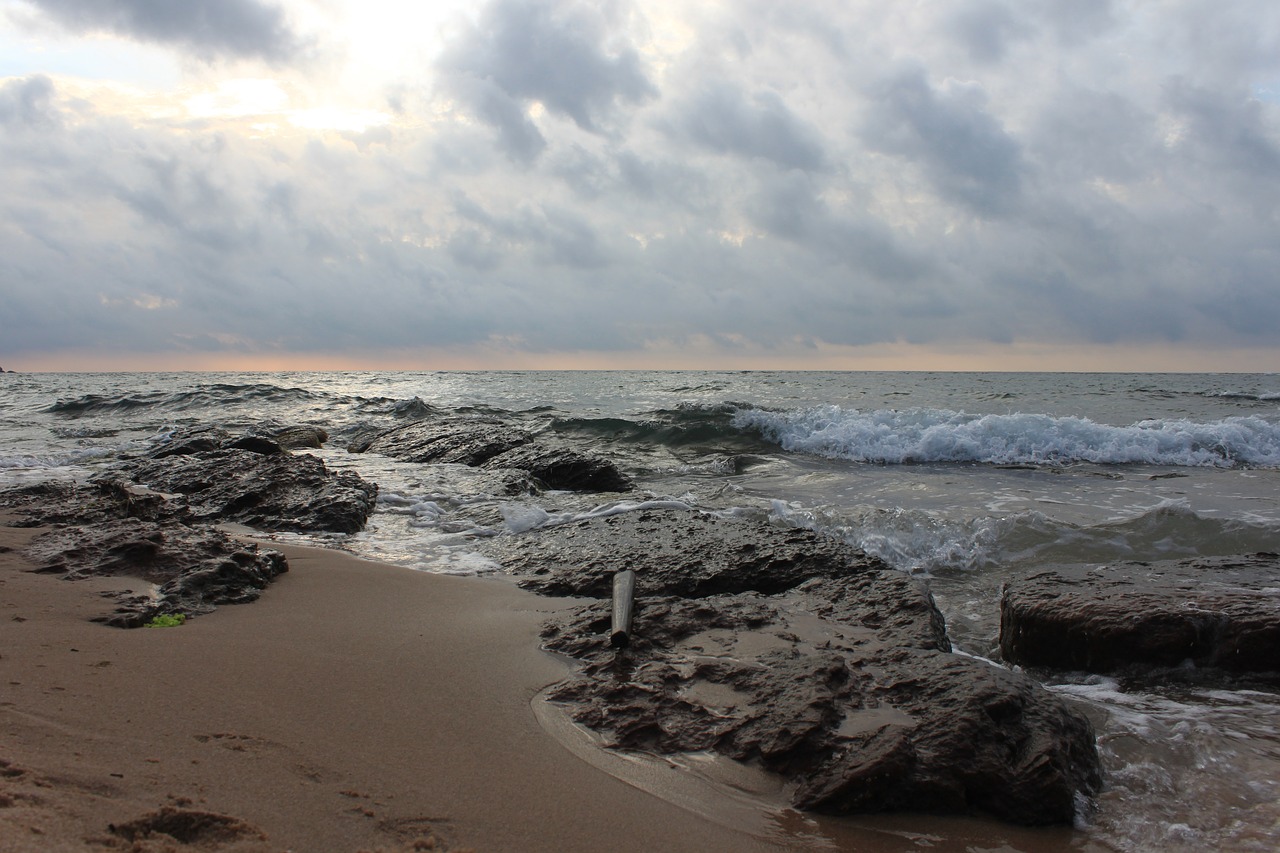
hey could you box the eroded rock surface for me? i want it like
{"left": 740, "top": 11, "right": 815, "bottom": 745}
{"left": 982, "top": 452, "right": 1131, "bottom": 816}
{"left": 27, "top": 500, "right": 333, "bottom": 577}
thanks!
{"left": 350, "top": 417, "right": 632, "bottom": 493}
{"left": 0, "top": 426, "right": 373, "bottom": 627}
{"left": 122, "top": 449, "right": 377, "bottom": 534}
{"left": 1000, "top": 554, "right": 1280, "bottom": 678}
{"left": 486, "top": 508, "right": 1102, "bottom": 825}
{"left": 24, "top": 519, "right": 287, "bottom": 627}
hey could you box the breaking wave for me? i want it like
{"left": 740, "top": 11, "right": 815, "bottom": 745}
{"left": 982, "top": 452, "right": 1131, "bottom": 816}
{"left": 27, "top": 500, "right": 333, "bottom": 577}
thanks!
{"left": 734, "top": 407, "right": 1280, "bottom": 468}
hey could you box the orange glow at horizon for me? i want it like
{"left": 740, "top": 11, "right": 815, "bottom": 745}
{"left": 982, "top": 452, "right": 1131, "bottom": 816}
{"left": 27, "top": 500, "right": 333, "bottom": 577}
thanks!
{"left": 8, "top": 341, "right": 1280, "bottom": 373}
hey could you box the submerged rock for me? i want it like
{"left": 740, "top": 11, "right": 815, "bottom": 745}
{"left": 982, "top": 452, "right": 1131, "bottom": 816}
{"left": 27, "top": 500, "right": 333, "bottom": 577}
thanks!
{"left": 487, "top": 508, "right": 1102, "bottom": 825}
{"left": 24, "top": 519, "right": 287, "bottom": 627}
{"left": 350, "top": 417, "right": 632, "bottom": 493}
{"left": 1000, "top": 554, "right": 1280, "bottom": 678}
{"left": 270, "top": 425, "right": 329, "bottom": 449}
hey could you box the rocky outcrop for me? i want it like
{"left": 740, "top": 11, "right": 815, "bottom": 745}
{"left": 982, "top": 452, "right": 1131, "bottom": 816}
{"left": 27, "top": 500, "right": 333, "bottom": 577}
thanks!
{"left": 349, "top": 417, "right": 632, "bottom": 493}
{"left": 24, "top": 519, "right": 287, "bottom": 628}
{"left": 149, "top": 425, "right": 329, "bottom": 457}
{"left": 484, "top": 508, "right": 1102, "bottom": 825}
{"left": 121, "top": 449, "right": 377, "bottom": 534}
{"left": 1000, "top": 554, "right": 1280, "bottom": 678}
{"left": 484, "top": 509, "right": 895, "bottom": 598}
{"left": 1, "top": 426, "right": 374, "bottom": 627}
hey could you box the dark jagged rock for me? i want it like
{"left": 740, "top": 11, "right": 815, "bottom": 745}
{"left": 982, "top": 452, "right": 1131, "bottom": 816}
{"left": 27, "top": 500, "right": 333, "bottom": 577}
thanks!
{"left": 23, "top": 519, "right": 287, "bottom": 627}
{"left": 225, "top": 434, "right": 285, "bottom": 455}
{"left": 150, "top": 425, "right": 326, "bottom": 457}
{"left": 150, "top": 426, "right": 231, "bottom": 458}
{"left": 489, "top": 509, "right": 1102, "bottom": 825}
{"left": 0, "top": 481, "right": 105, "bottom": 526}
{"left": 3, "top": 429, "right": 375, "bottom": 535}
{"left": 351, "top": 417, "right": 632, "bottom": 493}
{"left": 122, "top": 449, "right": 377, "bottom": 534}
{"left": 482, "top": 445, "right": 632, "bottom": 493}
{"left": 0, "top": 479, "right": 187, "bottom": 526}
{"left": 355, "top": 417, "right": 532, "bottom": 464}
{"left": 482, "top": 508, "right": 884, "bottom": 598}
{"left": 1000, "top": 554, "right": 1280, "bottom": 677}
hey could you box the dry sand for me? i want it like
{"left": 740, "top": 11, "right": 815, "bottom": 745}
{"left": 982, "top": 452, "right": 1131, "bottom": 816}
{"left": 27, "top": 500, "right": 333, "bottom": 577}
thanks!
{"left": 1, "top": 514, "right": 1084, "bottom": 852}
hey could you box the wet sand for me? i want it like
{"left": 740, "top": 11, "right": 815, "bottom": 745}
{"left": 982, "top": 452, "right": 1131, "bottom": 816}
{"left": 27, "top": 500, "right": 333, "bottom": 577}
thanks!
{"left": 0, "top": 514, "right": 1084, "bottom": 852}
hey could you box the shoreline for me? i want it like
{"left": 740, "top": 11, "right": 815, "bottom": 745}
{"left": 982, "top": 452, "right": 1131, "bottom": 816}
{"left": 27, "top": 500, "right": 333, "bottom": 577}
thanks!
{"left": 1, "top": 516, "right": 789, "bottom": 852}
{"left": 2, "top": 514, "right": 1089, "bottom": 852}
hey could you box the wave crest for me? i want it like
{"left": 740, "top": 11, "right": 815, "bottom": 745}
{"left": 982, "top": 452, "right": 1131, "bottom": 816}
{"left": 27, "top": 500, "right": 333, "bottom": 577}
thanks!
{"left": 733, "top": 407, "right": 1280, "bottom": 468}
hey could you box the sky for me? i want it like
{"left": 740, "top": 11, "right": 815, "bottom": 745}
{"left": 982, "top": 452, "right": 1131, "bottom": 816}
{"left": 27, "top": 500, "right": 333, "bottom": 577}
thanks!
{"left": 1, "top": 0, "right": 1279, "bottom": 372}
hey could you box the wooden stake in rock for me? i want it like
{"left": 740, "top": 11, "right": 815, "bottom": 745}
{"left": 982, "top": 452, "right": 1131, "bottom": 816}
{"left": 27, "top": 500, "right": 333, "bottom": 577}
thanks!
{"left": 610, "top": 570, "right": 637, "bottom": 648}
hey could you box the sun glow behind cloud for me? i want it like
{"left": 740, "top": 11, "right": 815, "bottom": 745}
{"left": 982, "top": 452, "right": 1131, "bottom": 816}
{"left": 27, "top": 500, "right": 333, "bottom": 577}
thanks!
{"left": 2, "top": 0, "right": 1279, "bottom": 371}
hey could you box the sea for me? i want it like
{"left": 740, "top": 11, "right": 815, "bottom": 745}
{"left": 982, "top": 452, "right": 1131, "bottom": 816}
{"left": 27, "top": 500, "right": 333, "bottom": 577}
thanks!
{"left": 2, "top": 370, "right": 1278, "bottom": 851}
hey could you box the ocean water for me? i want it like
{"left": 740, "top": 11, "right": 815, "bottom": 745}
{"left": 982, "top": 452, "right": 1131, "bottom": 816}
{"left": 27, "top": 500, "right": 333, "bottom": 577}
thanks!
{"left": 2, "top": 369, "right": 1278, "bottom": 850}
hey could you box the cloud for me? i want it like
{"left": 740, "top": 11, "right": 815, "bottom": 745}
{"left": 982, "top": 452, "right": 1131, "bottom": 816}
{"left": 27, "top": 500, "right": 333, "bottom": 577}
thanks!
{"left": 861, "top": 65, "right": 1024, "bottom": 217}
{"left": 436, "top": 0, "right": 656, "bottom": 160}
{"left": 0, "top": 73, "right": 57, "bottom": 127}
{"left": 17, "top": 0, "right": 305, "bottom": 62}
{"left": 3, "top": 1, "right": 1280, "bottom": 369}
{"left": 664, "top": 81, "right": 827, "bottom": 171}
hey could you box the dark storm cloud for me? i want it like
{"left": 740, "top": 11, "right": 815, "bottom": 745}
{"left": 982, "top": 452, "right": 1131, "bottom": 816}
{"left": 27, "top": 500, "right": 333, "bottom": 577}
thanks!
{"left": 862, "top": 66, "right": 1023, "bottom": 216}
{"left": 437, "top": 0, "right": 656, "bottom": 160}
{"left": 666, "top": 82, "right": 827, "bottom": 171}
{"left": 19, "top": 0, "right": 303, "bottom": 61}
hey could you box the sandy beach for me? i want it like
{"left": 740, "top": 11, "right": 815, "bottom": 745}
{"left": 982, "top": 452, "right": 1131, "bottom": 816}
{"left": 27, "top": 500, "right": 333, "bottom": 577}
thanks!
{"left": 1, "top": 510, "right": 1098, "bottom": 853}
{"left": 2, "top": 513, "right": 802, "bottom": 852}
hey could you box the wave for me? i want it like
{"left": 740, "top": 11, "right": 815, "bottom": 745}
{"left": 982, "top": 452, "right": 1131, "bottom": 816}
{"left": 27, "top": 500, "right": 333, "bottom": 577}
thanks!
{"left": 1201, "top": 389, "right": 1280, "bottom": 402}
{"left": 769, "top": 501, "right": 1280, "bottom": 574}
{"left": 45, "top": 383, "right": 329, "bottom": 417}
{"left": 733, "top": 406, "right": 1280, "bottom": 468}
{"left": 552, "top": 403, "right": 773, "bottom": 451}
{"left": 352, "top": 395, "right": 440, "bottom": 419}
{"left": 0, "top": 447, "right": 117, "bottom": 470}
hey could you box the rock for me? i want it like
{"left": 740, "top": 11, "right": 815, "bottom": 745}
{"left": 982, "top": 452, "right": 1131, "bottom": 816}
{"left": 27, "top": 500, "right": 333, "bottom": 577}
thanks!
{"left": 354, "top": 417, "right": 531, "bottom": 464}
{"left": 224, "top": 434, "right": 285, "bottom": 455}
{"left": 121, "top": 449, "right": 378, "bottom": 534}
{"left": 23, "top": 519, "right": 287, "bottom": 627}
{"left": 270, "top": 425, "right": 329, "bottom": 449}
{"left": 1000, "top": 554, "right": 1280, "bottom": 677}
{"left": 352, "top": 417, "right": 632, "bottom": 493}
{"left": 150, "top": 426, "right": 231, "bottom": 458}
{"left": 149, "top": 425, "right": 327, "bottom": 456}
{"left": 490, "top": 508, "right": 1102, "bottom": 825}
{"left": 482, "top": 444, "right": 632, "bottom": 492}
{"left": 482, "top": 508, "right": 888, "bottom": 598}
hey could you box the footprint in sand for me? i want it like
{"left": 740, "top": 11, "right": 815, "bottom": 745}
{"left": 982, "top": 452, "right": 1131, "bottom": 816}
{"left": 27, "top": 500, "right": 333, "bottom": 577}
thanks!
{"left": 108, "top": 805, "right": 272, "bottom": 850}
{"left": 192, "top": 732, "right": 338, "bottom": 784}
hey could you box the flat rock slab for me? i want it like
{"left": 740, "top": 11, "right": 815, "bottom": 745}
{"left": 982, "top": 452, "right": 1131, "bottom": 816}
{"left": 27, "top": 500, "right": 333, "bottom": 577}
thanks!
{"left": 486, "top": 509, "right": 1102, "bottom": 825}
{"left": 481, "top": 508, "right": 900, "bottom": 599}
{"left": 24, "top": 518, "right": 288, "bottom": 627}
{"left": 1000, "top": 554, "right": 1280, "bottom": 678}
{"left": 349, "top": 417, "right": 633, "bottom": 493}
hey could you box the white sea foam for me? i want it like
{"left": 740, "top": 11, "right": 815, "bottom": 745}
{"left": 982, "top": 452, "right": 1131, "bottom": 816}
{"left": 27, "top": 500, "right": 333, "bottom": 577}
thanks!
{"left": 733, "top": 407, "right": 1280, "bottom": 467}
{"left": 0, "top": 447, "right": 115, "bottom": 470}
{"left": 497, "top": 497, "right": 700, "bottom": 534}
